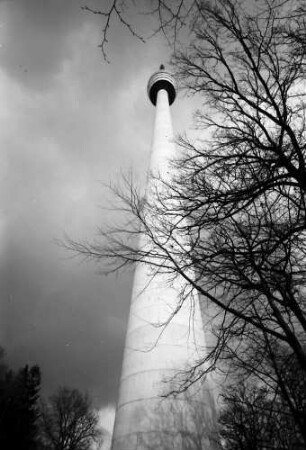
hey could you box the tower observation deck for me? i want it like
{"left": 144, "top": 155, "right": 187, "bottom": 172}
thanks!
{"left": 147, "top": 64, "right": 176, "bottom": 106}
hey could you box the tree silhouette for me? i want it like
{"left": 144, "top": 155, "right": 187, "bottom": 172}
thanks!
{"left": 219, "top": 373, "right": 305, "bottom": 450}
{"left": 0, "top": 359, "right": 41, "bottom": 450}
{"left": 38, "top": 386, "right": 102, "bottom": 450}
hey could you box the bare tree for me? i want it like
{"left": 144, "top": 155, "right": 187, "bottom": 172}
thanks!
{"left": 38, "top": 387, "right": 103, "bottom": 450}
{"left": 71, "top": 0, "right": 306, "bottom": 441}
{"left": 219, "top": 372, "right": 305, "bottom": 450}
{"left": 219, "top": 383, "right": 276, "bottom": 450}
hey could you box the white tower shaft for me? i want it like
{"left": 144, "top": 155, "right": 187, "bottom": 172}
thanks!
{"left": 111, "top": 69, "right": 216, "bottom": 450}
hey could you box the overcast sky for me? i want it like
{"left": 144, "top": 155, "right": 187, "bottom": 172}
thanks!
{"left": 0, "top": 0, "right": 199, "bottom": 436}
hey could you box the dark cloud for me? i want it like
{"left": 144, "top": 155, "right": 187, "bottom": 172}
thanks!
{"left": 0, "top": 0, "right": 85, "bottom": 88}
{"left": 0, "top": 231, "right": 131, "bottom": 407}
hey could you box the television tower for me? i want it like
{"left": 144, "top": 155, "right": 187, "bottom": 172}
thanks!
{"left": 111, "top": 66, "right": 216, "bottom": 450}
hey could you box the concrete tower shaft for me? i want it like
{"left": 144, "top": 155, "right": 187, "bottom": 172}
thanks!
{"left": 110, "top": 67, "right": 216, "bottom": 450}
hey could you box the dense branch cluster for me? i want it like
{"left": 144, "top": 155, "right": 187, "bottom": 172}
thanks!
{"left": 219, "top": 375, "right": 306, "bottom": 450}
